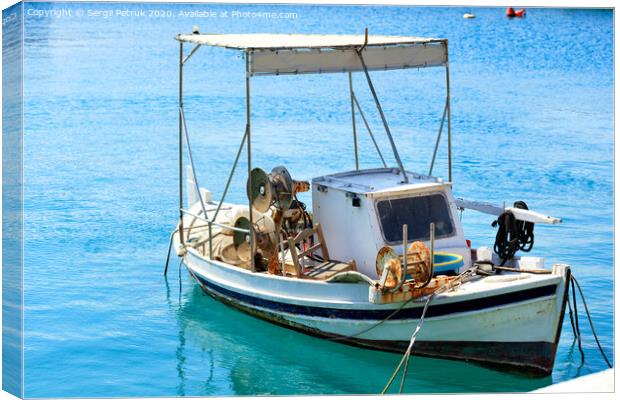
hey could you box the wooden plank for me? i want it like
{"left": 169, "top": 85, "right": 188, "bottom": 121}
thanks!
{"left": 298, "top": 242, "right": 322, "bottom": 259}
{"left": 304, "top": 261, "right": 355, "bottom": 280}
{"left": 315, "top": 223, "right": 330, "bottom": 260}
{"left": 286, "top": 237, "right": 301, "bottom": 277}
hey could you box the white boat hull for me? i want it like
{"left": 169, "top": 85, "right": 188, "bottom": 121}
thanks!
{"left": 181, "top": 247, "right": 570, "bottom": 376}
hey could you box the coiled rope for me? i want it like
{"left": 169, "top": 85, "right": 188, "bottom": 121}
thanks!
{"left": 492, "top": 201, "right": 535, "bottom": 265}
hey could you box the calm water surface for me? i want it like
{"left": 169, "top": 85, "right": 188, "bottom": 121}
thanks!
{"left": 20, "top": 2, "right": 613, "bottom": 397}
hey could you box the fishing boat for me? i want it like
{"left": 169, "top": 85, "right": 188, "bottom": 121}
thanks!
{"left": 167, "top": 30, "right": 570, "bottom": 376}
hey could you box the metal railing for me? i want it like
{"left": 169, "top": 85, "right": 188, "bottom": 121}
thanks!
{"left": 180, "top": 208, "right": 251, "bottom": 261}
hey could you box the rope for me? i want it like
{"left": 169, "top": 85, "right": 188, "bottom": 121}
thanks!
{"left": 327, "top": 268, "right": 478, "bottom": 344}
{"left": 379, "top": 268, "right": 478, "bottom": 394}
{"left": 570, "top": 276, "right": 585, "bottom": 364}
{"left": 493, "top": 265, "right": 551, "bottom": 275}
{"left": 163, "top": 228, "right": 178, "bottom": 276}
{"left": 378, "top": 268, "right": 613, "bottom": 394}
{"left": 492, "top": 201, "right": 535, "bottom": 266}
{"left": 326, "top": 297, "right": 415, "bottom": 342}
{"left": 382, "top": 293, "right": 434, "bottom": 394}
{"left": 570, "top": 275, "right": 612, "bottom": 368}
{"left": 565, "top": 280, "right": 578, "bottom": 338}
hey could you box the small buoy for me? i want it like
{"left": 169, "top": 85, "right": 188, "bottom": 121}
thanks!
{"left": 515, "top": 9, "right": 526, "bottom": 17}
{"left": 463, "top": 13, "right": 476, "bottom": 19}
{"left": 506, "top": 7, "right": 516, "bottom": 17}
{"left": 192, "top": 25, "right": 200, "bottom": 34}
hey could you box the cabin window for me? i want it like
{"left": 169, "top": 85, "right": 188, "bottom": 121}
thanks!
{"left": 376, "top": 194, "right": 455, "bottom": 243}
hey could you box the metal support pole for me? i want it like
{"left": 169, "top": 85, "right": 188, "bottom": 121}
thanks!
{"left": 348, "top": 71, "right": 359, "bottom": 170}
{"left": 178, "top": 41, "right": 185, "bottom": 246}
{"left": 182, "top": 44, "right": 202, "bottom": 65}
{"left": 402, "top": 224, "right": 408, "bottom": 274}
{"left": 445, "top": 58, "right": 452, "bottom": 182}
{"left": 353, "top": 94, "right": 387, "bottom": 168}
{"left": 245, "top": 50, "right": 255, "bottom": 272}
{"left": 386, "top": 224, "right": 407, "bottom": 293}
{"left": 180, "top": 109, "right": 208, "bottom": 220}
{"left": 208, "top": 222, "right": 213, "bottom": 260}
{"left": 428, "top": 99, "right": 448, "bottom": 176}
{"left": 279, "top": 232, "right": 286, "bottom": 276}
{"left": 213, "top": 126, "right": 248, "bottom": 221}
{"left": 356, "top": 50, "right": 409, "bottom": 183}
{"left": 429, "top": 222, "right": 435, "bottom": 282}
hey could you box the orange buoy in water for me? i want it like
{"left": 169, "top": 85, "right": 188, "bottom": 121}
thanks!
{"left": 506, "top": 7, "right": 516, "bottom": 17}
{"left": 515, "top": 8, "right": 526, "bottom": 17}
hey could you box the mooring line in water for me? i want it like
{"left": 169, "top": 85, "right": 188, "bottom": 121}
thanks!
{"left": 565, "top": 280, "right": 581, "bottom": 363}
{"left": 178, "top": 259, "right": 184, "bottom": 305}
{"left": 380, "top": 268, "right": 480, "bottom": 395}
{"left": 570, "top": 275, "right": 612, "bottom": 368}
{"left": 569, "top": 276, "right": 585, "bottom": 364}
{"left": 382, "top": 293, "right": 435, "bottom": 395}
{"left": 566, "top": 280, "right": 577, "bottom": 337}
{"left": 164, "top": 229, "right": 178, "bottom": 276}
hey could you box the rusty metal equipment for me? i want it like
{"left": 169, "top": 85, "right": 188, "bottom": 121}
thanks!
{"left": 375, "top": 241, "right": 433, "bottom": 288}
{"left": 246, "top": 166, "right": 310, "bottom": 213}
{"left": 375, "top": 223, "right": 436, "bottom": 291}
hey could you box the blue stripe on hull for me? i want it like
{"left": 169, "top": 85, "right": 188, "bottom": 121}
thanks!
{"left": 190, "top": 272, "right": 557, "bottom": 320}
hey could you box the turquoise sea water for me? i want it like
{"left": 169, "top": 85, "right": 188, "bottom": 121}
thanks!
{"left": 18, "top": 2, "right": 613, "bottom": 397}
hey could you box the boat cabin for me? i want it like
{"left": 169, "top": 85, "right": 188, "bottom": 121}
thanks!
{"left": 312, "top": 168, "right": 471, "bottom": 278}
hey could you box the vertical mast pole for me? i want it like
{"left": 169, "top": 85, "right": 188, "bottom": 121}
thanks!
{"left": 445, "top": 41, "right": 452, "bottom": 182}
{"left": 348, "top": 71, "right": 359, "bottom": 170}
{"left": 178, "top": 41, "right": 185, "bottom": 245}
{"left": 245, "top": 49, "right": 255, "bottom": 272}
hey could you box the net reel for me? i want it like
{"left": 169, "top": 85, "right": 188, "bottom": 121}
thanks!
{"left": 246, "top": 166, "right": 309, "bottom": 213}
{"left": 233, "top": 216, "right": 253, "bottom": 262}
{"left": 375, "top": 241, "right": 433, "bottom": 289}
{"left": 245, "top": 166, "right": 310, "bottom": 271}
{"left": 247, "top": 168, "right": 274, "bottom": 213}
{"left": 233, "top": 215, "right": 279, "bottom": 265}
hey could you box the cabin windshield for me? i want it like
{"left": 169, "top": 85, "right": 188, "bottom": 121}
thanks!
{"left": 376, "top": 193, "right": 455, "bottom": 243}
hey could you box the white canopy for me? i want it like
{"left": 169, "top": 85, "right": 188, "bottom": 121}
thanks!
{"left": 177, "top": 33, "right": 447, "bottom": 76}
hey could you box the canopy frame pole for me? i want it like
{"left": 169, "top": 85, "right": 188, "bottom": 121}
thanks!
{"left": 445, "top": 45, "right": 452, "bottom": 182}
{"left": 182, "top": 44, "right": 202, "bottom": 65}
{"left": 352, "top": 94, "right": 387, "bottom": 168}
{"left": 428, "top": 98, "right": 448, "bottom": 176}
{"left": 178, "top": 41, "right": 185, "bottom": 246}
{"left": 356, "top": 49, "right": 409, "bottom": 183}
{"left": 180, "top": 108, "right": 209, "bottom": 220}
{"left": 213, "top": 126, "right": 248, "bottom": 221}
{"left": 348, "top": 71, "right": 359, "bottom": 170}
{"left": 246, "top": 49, "right": 255, "bottom": 272}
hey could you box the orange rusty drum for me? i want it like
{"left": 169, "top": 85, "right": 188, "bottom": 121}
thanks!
{"left": 375, "top": 246, "right": 402, "bottom": 289}
{"left": 406, "top": 241, "right": 432, "bottom": 283}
